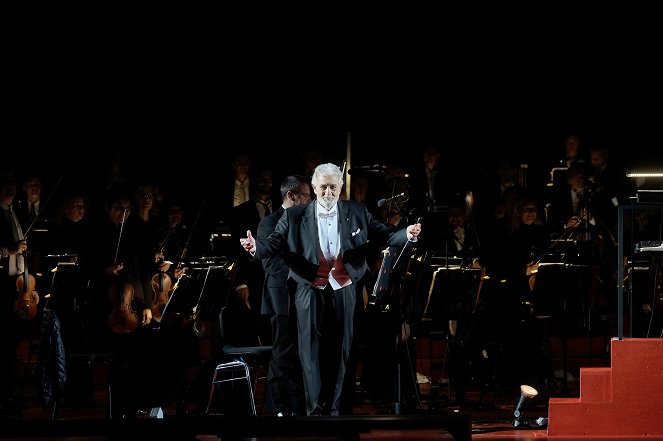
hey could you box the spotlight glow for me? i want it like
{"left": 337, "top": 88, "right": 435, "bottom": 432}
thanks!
{"left": 626, "top": 172, "right": 663, "bottom": 178}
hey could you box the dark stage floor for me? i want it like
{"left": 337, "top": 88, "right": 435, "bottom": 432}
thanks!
{"left": 0, "top": 366, "right": 564, "bottom": 441}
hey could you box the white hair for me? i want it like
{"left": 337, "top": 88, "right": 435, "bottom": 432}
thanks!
{"left": 311, "top": 163, "right": 343, "bottom": 186}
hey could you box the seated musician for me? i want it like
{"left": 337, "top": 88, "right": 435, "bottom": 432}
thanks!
{"left": 444, "top": 204, "right": 481, "bottom": 267}
{"left": 503, "top": 196, "right": 553, "bottom": 395}
{"left": 86, "top": 184, "right": 174, "bottom": 418}
{"left": 0, "top": 171, "right": 29, "bottom": 415}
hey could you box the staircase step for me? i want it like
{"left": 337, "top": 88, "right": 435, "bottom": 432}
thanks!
{"left": 548, "top": 338, "right": 663, "bottom": 438}
{"left": 579, "top": 367, "right": 611, "bottom": 403}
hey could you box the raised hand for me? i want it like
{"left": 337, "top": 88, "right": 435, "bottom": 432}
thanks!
{"left": 239, "top": 230, "right": 256, "bottom": 253}
{"left": 406, "top": 222, "right": 422, "bottom": 241}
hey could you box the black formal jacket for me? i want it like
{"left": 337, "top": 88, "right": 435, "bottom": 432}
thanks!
{"left": 256, "top": 200, "right": 409, "bottom": 288}
{"left": 257, "top": 205, "right": 290, "bottom": 317}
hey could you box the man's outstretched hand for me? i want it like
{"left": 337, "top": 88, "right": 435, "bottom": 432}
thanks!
{"left": 240, "top": 230, "right": 257, "bottom": 253}
{"left": 406, "top": 222, "right": 422, "bottom": 242}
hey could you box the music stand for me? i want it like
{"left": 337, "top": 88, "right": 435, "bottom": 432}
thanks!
{"left": 157, "top": 256, "right": 235, "bottom": 415}
{"left": 159, "top": 257, "right": 234, "bottom": 327}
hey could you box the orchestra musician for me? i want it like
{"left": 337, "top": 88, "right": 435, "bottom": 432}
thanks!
{"left": 487, "top": 196, "right": 553, "bottom": 397}
{"left": 87, "top": 184, "right": 173, "bottom": 418}
{"left": 0, "top": 171, "right": 29, "bottom": 415}
{"left": 45, "top": 192, "right": 95, "bottom": 350}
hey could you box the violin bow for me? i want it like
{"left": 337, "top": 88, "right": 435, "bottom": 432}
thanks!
{"left": 158, "top": 186, "right": 202, "bottom": 265}
{"left": 113, "top": 207, "right": 130, "bottom": 265}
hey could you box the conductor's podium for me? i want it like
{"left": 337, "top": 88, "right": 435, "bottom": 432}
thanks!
{"left": 547, "top": 338, "right": 663, "bottom": 439}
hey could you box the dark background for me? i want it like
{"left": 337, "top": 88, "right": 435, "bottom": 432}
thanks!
{"left": 6, "top": 44, "right": 662, "bottom": 209}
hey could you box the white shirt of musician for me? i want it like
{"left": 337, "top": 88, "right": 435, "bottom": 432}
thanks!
{"left": 233, "top": 177, "right": 250, "bottom": 207}
{"left": 453, "top": 227, "right": 465, "bottom": 252}
{"left": 1, "top": 203, "right": 25, "bottom": 276}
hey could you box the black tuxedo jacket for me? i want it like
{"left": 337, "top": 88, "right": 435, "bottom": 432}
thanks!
{"left": 256, "top": 200, "right": 409, "bottom": 288}
{"left": 257, "top": 205, "right": 291, "bottom": 316}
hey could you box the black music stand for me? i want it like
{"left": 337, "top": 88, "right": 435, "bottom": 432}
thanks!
{"left": 362, "top": 227, "right": 423, "bottom": 416}
{"left": 158, "top": 257, "right": 235, "bottom": 415}
{"left": 160, "top": 257, "right": 233, "bottom": 326}
{"left": 421, "top": 252, "right": 485, "bottom": 407}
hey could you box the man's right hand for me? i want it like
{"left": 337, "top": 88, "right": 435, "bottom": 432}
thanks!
{"left": 239, "top": 230, "right": 256, "bottom": 253}
{"left": 10, "top": 240, "right": 27, "bottom": 255}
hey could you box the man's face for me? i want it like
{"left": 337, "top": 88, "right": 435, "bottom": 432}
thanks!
{"left": 313, "top": 174, "right": 341, "bottom": 210}
{"left": 109, "top": 199, "right": 131, "bottom": 225}
{"left": 448, "top": 213, "right": 465, "bottom": 229}
{"left": 256, "top": 170, "right": 273, "bottom": 198}
{"left": 24, "top": 178, "right": 42, "bottom": 201}
{"left": 520, "top": 205, "right": 538, "bottom": 226}
{"left": 569, "top": 173, "right": 585, "bottom": 192}
{"left": 65, "top": 197, "right": 86, "bottom": 222}
{"left": 135, "top": 186, "right": 154, "bottom": 211}
{"left": 293, "top": 183, "right": 311, "bottom": 206}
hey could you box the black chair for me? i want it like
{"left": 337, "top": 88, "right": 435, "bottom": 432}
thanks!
{"left": 39, "top": 306, "right": 115, "bottom": 420}
{"left": 206, "top": 306, "right": 272, "bottom": 415}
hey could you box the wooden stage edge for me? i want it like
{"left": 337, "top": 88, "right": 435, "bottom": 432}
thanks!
{"left": 0, "top": 414, "right": 472, "bottom": 441}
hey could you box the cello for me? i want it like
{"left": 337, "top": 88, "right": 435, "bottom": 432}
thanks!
{"left": 107, "top": 206, "right": 140, "bottom": 334}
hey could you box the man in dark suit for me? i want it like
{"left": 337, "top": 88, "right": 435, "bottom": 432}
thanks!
{"left": 241, "top": 163, "right": 422, "bottom": 416}
{"left": 257, "top": 174, "right": 311, "bottom": 417}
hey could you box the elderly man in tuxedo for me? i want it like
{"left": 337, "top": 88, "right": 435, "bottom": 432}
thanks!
{"left": 241, "top": 163, "right": 422, "bottom": 416}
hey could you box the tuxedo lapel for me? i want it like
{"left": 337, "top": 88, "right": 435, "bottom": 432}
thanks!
{"left": 302, "top": 203, "right": 319, "bottom": 263}
{"left": 337, "top": 201, "right": 353, "bottom": 251}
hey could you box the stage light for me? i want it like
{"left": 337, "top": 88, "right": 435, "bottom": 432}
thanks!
{"left": 626, "top": 172, "right": 663, "bottom": 178}
{"left": 512, "top": 384, "right": 538, "bottom": 427}
{"left": 626, "top": 170, "right": 663, "bottom": 203}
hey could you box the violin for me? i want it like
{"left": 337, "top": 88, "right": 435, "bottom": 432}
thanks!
{"left": 108, "top": 280, "right": 139, "bottom": 334}
{"left": 151, "top": 263, "right": 172, "bottom": 323}
{"left": 106, "top": 206, "right": 139, "bottom": 333}
{"left": 14, "top": 256, "right": 40, "bottom": 320}
{"left": 14, "top": 174, "right": 66, "bottom": 320}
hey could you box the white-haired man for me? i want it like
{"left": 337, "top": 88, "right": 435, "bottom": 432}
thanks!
{"left": 241, "top": 163, "right": 421, "bottom": 416}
